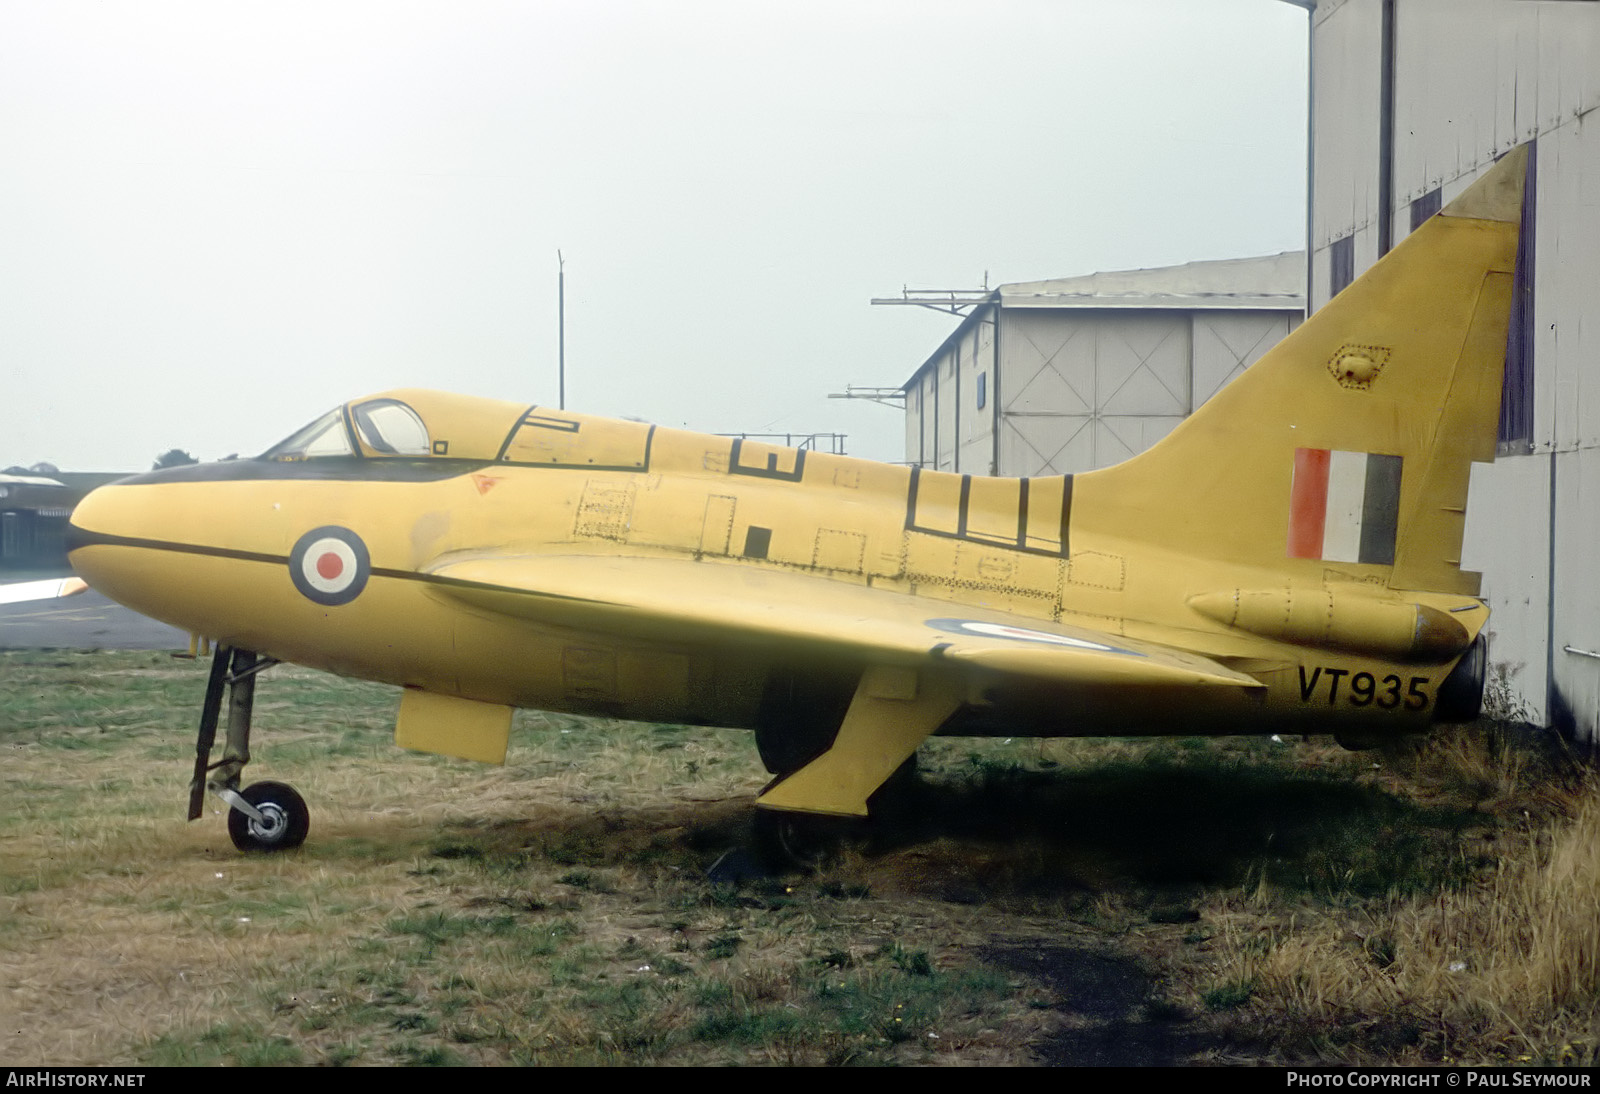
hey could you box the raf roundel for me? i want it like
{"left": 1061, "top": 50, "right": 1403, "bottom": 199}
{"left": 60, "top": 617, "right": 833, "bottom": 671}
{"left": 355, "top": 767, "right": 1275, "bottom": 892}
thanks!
{"left": 288, "top": 526, "right": 371, "bottom": 606}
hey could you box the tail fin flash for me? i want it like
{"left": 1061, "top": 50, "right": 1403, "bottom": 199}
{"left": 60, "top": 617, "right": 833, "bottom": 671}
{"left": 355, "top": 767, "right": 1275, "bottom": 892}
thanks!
{"left": 1077, "top": 145, "right": 1528, "bottom": 596}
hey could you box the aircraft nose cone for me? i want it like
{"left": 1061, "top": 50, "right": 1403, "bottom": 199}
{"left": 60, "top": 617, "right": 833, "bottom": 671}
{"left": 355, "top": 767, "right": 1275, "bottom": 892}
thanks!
{"left": 66, "top": 475, "right": 149, "bottom": 549}
{"left": 66, "top": 481, "right": 143, "bottom": 595}
{"left": 64, "top": 483, "right": 112, "bottom": 555}
{"left": 68, "top": 465, "right": 211, "bottom": 565}
{"left": 65, "top": 475, "right": 209, "bottom": 626}
{"left": 64, "top": 464, "right": 291, "bottom": 646}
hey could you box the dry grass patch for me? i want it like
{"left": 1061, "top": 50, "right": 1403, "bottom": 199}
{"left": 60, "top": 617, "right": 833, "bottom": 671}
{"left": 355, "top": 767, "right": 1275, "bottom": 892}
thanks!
{"left": 3, "top": 650, "right": 1593, "bottom": 1066}
{"left": 1182, "top": 724, "right": 1600, "bottom": 1065}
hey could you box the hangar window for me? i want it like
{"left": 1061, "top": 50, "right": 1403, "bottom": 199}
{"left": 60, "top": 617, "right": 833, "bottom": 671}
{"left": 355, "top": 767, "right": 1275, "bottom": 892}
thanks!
{"left": 976, "top": 372, "right": 987, "bottom": 410}
{"left": 353, "top": 399, "right": 430, "bottom": 456}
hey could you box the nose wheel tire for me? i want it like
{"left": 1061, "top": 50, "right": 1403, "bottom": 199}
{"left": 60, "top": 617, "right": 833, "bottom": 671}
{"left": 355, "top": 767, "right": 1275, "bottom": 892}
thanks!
{"left": 227, "top": 780, "right": 310, "bottom": 852}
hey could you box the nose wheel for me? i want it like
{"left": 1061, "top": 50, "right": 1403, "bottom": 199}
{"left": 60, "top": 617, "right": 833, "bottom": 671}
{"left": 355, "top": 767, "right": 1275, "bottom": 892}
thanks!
{"left": 191, "top": 646, "right": 306, "bottom": 853}
{"left": 226, "top": 781, "right": 311, "bottom": 852}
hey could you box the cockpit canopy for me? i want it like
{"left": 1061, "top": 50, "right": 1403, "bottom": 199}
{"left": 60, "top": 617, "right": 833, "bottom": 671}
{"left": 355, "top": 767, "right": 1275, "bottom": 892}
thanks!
{"left": 257, "top": 389, "right": 652, "bottom": 470}
{"left": 263, "top": 399, "right": 431, "bottom": 461}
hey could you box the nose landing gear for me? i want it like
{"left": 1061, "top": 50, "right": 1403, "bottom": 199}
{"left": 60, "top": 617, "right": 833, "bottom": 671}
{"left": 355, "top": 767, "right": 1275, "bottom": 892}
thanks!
{"left": 191, "top": 646, "right": 306, "bottom": 852}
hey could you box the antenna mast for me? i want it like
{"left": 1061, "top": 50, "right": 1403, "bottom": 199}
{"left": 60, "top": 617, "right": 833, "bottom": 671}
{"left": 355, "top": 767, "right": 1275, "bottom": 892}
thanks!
{"left": 557, "top": 251, "right": 566, "bottom": 410}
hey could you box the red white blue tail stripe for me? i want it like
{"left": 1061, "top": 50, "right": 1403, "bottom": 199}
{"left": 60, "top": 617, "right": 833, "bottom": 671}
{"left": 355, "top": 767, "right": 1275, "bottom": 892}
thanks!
{"left": 1287, "top": 448, "right": 1402, "bottom": 564}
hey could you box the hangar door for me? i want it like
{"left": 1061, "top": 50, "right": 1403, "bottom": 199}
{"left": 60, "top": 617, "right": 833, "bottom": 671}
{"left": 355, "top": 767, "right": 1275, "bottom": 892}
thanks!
{"left": 999, "top": 310, "right": 1191, "bottom": 476}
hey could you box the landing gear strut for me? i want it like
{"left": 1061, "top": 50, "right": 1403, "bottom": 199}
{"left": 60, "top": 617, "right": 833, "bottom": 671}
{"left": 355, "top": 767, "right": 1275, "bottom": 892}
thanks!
{"left": 190, "top": 645, "right": 305, "bottom": 852}
{"left": 751, "top": 663, "right": 958, "bottom": 870}
{"left": 753, "top": 754, "right": 922, "bottom": 871}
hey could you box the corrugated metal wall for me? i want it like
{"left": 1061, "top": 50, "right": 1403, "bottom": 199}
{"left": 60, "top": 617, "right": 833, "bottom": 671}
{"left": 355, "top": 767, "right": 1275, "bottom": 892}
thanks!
{"left": 1543, "top": 108, "right": 1600, "bottom": 740}
{"left": 959, "top": 320, "right": 995, "bottom": 475}
{"left": 1312, "top": 0, "right": 1600, "bottom": 740}
{"left": 1310, "top": 0, "right": 1384, "bottom": 306}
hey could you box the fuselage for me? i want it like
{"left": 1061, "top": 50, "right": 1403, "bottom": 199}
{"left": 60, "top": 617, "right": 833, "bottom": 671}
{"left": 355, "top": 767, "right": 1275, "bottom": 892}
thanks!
{"left": 67, "top": 389, "right": 1482, "bottom": 740}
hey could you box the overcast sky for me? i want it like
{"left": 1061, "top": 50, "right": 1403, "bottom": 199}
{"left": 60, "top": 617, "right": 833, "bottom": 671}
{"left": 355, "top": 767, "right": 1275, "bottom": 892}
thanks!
{"left": 0, "top": 0, "right": 1308, "bottom": 471}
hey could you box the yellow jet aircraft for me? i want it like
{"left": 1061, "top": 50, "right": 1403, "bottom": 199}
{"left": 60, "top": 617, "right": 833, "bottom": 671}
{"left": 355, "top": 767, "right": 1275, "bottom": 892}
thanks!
{"left": 67, "top": 147, "right": 1526, "bottom": 856}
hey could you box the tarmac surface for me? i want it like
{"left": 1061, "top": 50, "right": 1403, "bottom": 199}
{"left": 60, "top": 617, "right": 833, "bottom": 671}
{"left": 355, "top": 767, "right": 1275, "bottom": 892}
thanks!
{"left": 0, "top": 584, "right": 189, "bottom": 650}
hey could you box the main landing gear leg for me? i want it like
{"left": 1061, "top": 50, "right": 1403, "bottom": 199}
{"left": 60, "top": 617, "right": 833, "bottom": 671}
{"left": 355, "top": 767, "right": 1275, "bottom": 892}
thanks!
{"left": 753, "top": 666, "right": 963, "bottom": 870}
{"left": 188, "top": 646, "right": 305, "bottom": 852}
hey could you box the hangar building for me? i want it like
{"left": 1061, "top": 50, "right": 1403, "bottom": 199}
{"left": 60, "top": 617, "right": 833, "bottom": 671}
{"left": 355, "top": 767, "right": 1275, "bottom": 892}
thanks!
{"left": 0, "top": 472, "right": 73, "bottom": 569}
{"left": 899, "top": 253, "right": 1305, "bottom": 478}
{"left": 0, "top": 471, "right": 127, "bottom": 571}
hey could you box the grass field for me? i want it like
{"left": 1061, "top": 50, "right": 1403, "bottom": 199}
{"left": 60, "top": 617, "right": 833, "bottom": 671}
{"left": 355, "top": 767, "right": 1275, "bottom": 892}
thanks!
{"left": 2, "top": 649, "right": 1597, "bottom": 1066}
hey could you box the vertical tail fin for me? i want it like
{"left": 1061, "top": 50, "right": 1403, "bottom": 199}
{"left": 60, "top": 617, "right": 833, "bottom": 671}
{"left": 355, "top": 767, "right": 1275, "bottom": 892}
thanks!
{"left": 1075, "top": 145, "right": 1527, "bottom": 596}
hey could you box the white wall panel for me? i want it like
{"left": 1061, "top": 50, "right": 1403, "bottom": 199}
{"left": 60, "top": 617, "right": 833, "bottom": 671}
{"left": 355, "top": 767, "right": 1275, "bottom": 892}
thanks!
{"left": 936, "top": 345, "right": 957, "bottom": 472}
{"left": 1462, "top": 455, "right": 1551, "bottom": 724}
{"left": 1392, "top": 0, "right": 1500, "bottom": 203}
{"left": 1092, "top": 417, "right": 1184, "bottom": 469}
{"left": 959, "top": 321, "right": 995, "bottom": 475}
{"left": 959, "top": 318, "right": 987, "bottom": 470}
{"left": 922, "top": 361, "right": 944, "bottom": 469}
{"left": 1550, "top": 5, "right": 1600, "bottom": 127}
{"left": 1095, "top": 316, "right": 1191, "bottom": 417}
{"left": 1000, "top": 414, "right": 1091, "bottom": 478}
{"left": 995, "top": 309, "right": 1093, "bottom": 477}
{"left": 1000, "top": 311, "right": 1094, "bottom": 415}
{"left": 1352, "top": 222, "right": 1381, "bottom": 279}
{"left": 1551, "top": 446, "right": 1600, "bottom": 742}
{"left": 905, "top": 381, "right": 922, "bottom": 466}
{"left": 1544, "top": 113, "right": 1600, "bottom": 453}
{"left": 1392, "top": 0, "right": 1599, "bottom": 211}
{"left": 1311, "top": 0, "right": 1382, "bottom": 250}
{"left": 959, "top": 437, "right": 990, "bottom": 477}
{"left": 1192, "top": 313, "right": 1297, "bottom": 406}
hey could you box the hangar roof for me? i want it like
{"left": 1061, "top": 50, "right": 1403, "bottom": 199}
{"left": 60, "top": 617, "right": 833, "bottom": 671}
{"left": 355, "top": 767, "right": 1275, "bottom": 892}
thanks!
{"left": 998, "top": 250, "right": 1305, "bottom": 311}
{"left": 902, "top": 251, "right": 1305, "bottom": 390}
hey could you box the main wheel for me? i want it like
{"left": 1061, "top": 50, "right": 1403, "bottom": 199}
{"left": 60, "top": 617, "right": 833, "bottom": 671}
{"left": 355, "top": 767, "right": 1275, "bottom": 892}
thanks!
{"left": 753, "top": 809, "right": 865, "bottom": 872}
{"left": 227, "top": 780, "right": 310, "bottom": 852}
